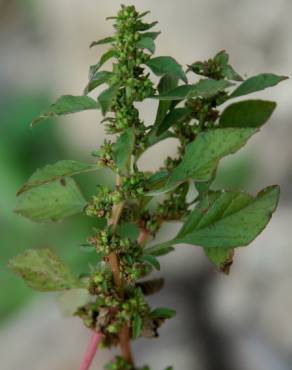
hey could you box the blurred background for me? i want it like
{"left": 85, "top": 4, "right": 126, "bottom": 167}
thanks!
{"left": 0, "top": 1, "right": 291, "bottom": 369}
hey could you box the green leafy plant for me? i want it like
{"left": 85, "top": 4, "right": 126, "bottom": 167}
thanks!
{"left": 9, "top": 5, "right": 287, "bottom": 370}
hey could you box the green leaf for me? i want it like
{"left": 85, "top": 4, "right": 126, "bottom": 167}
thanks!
{"left": 156, "top": 107, "right": 189, "bottom": 135}
{"left": 137, "top": 36, "right": 156, "bottom": 53}
{"left": 98, "top": 84, "right": 119, "bottom": 115}
{"left": 151, "top": 128, "right": 257, "bottom": 194}
{"left": 170, "top": 185, "right": 280, "bottom": 249}
{"left": 89, "top": 49, "right": 117, "bottom": 75}
{"left": 84, "top": 71, "right": 113, "bottom": 95}
{"left": 154, "top": 74, "right": 179, "bottom": 126}
{"left": 219, "top": 100, "right": 276, "bottom": 128}
{"left": 17, "top": 160, "right": 99, "bottom": 195}
{"left": 146, "top": 56, "right": 187, "bottom": 83}
{"left": 153, "top": 79, "right": 232, "bottom": 100}
{"left": 205, "top": 248, "right": 234, "bottom": 275}
{"left": 8, "top": 249, "right": 80, "bottom": 291}
{"left": 151, "top": 307, "right": 176, "bottom": 319}
{"left": 117, "top": 223, "right": 140, "bottom": 241}
{"left": 132, "top": 314, "right": 142, "bottom": 339}
{"left": 15, "top": 177, "right": 86, "bottom": 222}
{"left": 31, "top": 95, "right": 99, "bottom": 127}
{"left": 214, "top": 50, "right": 243, "bottom": 81}
{"left": 230, "top": 73, "right": 288, "bottom": 98}
{"left": 141, "top": 31, "right": 161, "bottom": 40}
{"left": 141, "top": 255, "right": 161, "bottom": 270}
{"left": 113, "top": 128, "right": 135, "bottom": 173}
{"left": 144, "top": 244, "right": 174, "bottom": 257}
{"left": 136, "top": 21, "right": 158, "bottom": 31}
{"left": 137, "top": 278, "right": 164, "bottom": 296}
{"left": 90, "top": 36, "right": 115, "bottom": 48}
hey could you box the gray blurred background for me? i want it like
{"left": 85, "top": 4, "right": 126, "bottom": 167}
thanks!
{"left": 0, "top": 1, "right": 291, "bottom": 369}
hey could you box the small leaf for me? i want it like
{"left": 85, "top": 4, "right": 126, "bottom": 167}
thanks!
{"left": 141, "top": 31, "right": 161, "bottom": 40}
{"left": 219, "top": 100, "right": 276, "bottom": 128}
{"left": 205, "top": 248, "right": 234, "bottom": 275}
{"left": 151, "top": 307, "right": 176, "bottom": 319}
{"left": 17, "top": 160, "right": 99, "bottom": 195}
{"left": 156, "top": 107, "right": 189, "bottom": 135}
{"left": 169, "top": 185, "right": 280, "bottom": 249}
{"left": 8, "top": 249, "right": 80, "bottom": 291}
{"left": 137, "top": 36, "right": 156, "bottom": 53}
{"left": 136, "top": 21, "right": 158, "bottom": 31}
{"left": 153, "top": 79, "right": 232, "bottom": 100}
{"left": 117, "top": 223, "right": 140, "bottom": 241}
{"left": 31, "top": 95, "right": 99, "bottom": 127}
{"left": 214, "top": 50, "right": 243, "bottom": 81}
{"left": 84, "top": 71, "right": 113, "bottom": 94}
{"left": 113, "top": 128, "right": 135, "bottom": 173}
{"left": 137, "top": 278, "right": 164, "bottom": 295}
{"left": 146, "top": 56, "right": 187, "bottom": 83}
{"left": 230, "top": 73, "right": 288, "bottom": 98}
{"left": 154, "top": 74, "right": 179, "bottom": 126}
{"left": 15, "top": 177, "right": 86, "bottom": 222}
{"left": 151, "top": 128, "right": 257, "bottom": 194}
{"left": 90, "top": 36, "right": 115, "bottom": 48}
{"left": 144, "top": 244, "right": 174, "bottom": 257}
{"left": 141, "top": 255, "right": 161, "bottom": 271}
{"left": 132, "top": 314, "right": 142, "bottom": 339}
{"left": 98, "top": 84, "right": 119, "bottom": 115}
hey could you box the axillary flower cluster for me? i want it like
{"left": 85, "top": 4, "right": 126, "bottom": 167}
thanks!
{"left": 9, "top": 3, "right": 287, "bottom": 370}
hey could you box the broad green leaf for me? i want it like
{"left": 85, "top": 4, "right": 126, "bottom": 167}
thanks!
{"left": 8, "top": 249, "right": 81, "bottom": 291}
{"left": 141, "top": 31, "right": 161, "bottom": 40}
{"left": 204, "top": 248, "right": 234, "bottom": 275}
{"left": 17, "top": 160, "right": 99, "bottom": 195}
{"left": 137, "top": 36, "right": 155, "bottom": 53}
{"left": 144, "top": 244, "right": 174, "bottom": 257}
{"left": 90, "top": 36, "right": 115, "bottom": 48}
{"left": 154, "top": 74, "right": 178, "bottom": 126}
{"left": 153, "top": 79, "right": 232, "bottom": 100}
{"left": 151, "top": 307, "right": 176, "bottom": 319}
{"left": 98, "top": 84, "right": 119, "bottom": 115}
{"left": 113, "top": 128, "right": 135, "bottom": 173}
{"left": 117, "top": 223, "right": 140, "bottom": 241}
{"left": 84, "top": 71, "right": 113, "bottom": 94}
{"left": 230, "top": 73, "right": 288, "bottom": 98}
{"left": 150, "top": 128, "right": 257, "bottom": 194}
{"left": 132, "top": 314, "right": 142, "bottom": 339}
{"left": 88, "top": 49, "right": 117, "bottom": 78}
{"left": 219, "top": 100, "right": 276, "bottom": 128}
{"left": 15, "top": 177, "right": 86, "bottom": 222}
{"left": 156, "top": 107, "right": 189, "bottom": 135}
{"left": 146, "top": 56, "right": 187, "bottom": 83}
{"left": 136, "top": 21, "right": 158, "bottom": 31}
{"left": 141, "top": 255, "right": 161, "bottom": 270}
{"left": 167, "top": 185, "right": 280, "bottom": 249}
{"left": 31, "top": 95, "right": 99, "bottom": 127}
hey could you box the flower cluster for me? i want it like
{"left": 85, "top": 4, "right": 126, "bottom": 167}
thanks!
{"left": 85, "top": 186, "right": 122, "bottom": 219}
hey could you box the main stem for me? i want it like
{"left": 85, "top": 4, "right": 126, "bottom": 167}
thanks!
{"left": 108, "top": 177, "right": 134, "bottom": 365}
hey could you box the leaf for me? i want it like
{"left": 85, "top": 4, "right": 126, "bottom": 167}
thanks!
{"left": 84, "top": 71, "right": 113, "bottom": 94}
{"left": 205, "top": 248, "right": 234, "bottom": 275}
{"left": 89, "top": 49, "right": 117, "bottom": 76}
{"left": 132, "top": 314, "right": 142, "bottom": 339}
{"left": 156, "top": 107, "right": 189, "bottom": 135}
{"left": 58, "top": 288, "right": 91, "bottom": 316}
{"left": 136, "top": 21, "right": 158, "bottom": 31}
{"left": 15, "top": 177, "right": 86, "bottom": 222}
{"left": 137, "top": 278, "right": 164, "bottom": 295}
{"left": 8, "top": 249, "right": 80, "bottom": 291}
{"left": 98, "top": 84, "right": 119, "bottom": 115}
{"left": 219, "top": 100, "right": 276, "bottom": 128}
{"left": 137, "top": 36, "right": 155, "bottom": 53}
{"left": 31, "top": 95, "right": 99, "bottom": 127}
{"left": 113, "top": 128, "right": 135, "bottom": 173}
{"left": 153, "top": 79, "right": 232, "bottom": 100}
{"left": 214, "top": 50, "right": 243, "bottom": 81}
{"left": 154, "top": 74, "right": 179, "bottom": 126}
{"left": 141, "top": 255, "right": 161, "bottom": 270}
{"left": 90, "top": 36, "right": 115, "bottom": 48}
{"left": 144, "top": 244, "right": 174, "bottom": 257}
{"left": 146, "top": 56, "right": 187, "bottom": 83}
{"left": 117, "top": 223, "right": 140, "bottom": 241}
{"left": 167, "top": 185, "right": 280, "bottom": 249}
{"left": 150, "top": 128, "right": 257, "bottom": 194}
{"left": 151, "top": 307, "right": 176, "bottom": 319}
{"left": 17, "top": 160, "right": 99, "bottom": 195}
{"left": 141, "top": 31, "right": 161, "bottom": 40}
{"left": 230, "top": 73, "right": 288, "bottom": 98}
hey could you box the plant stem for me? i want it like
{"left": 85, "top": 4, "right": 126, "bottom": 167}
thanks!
{"left": 79, "top": 331, "right": 101, "bottom": 370}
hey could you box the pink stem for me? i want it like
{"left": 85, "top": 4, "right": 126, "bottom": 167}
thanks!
{"left": 79, "top": 331, "right": 101, "bottom": 370}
